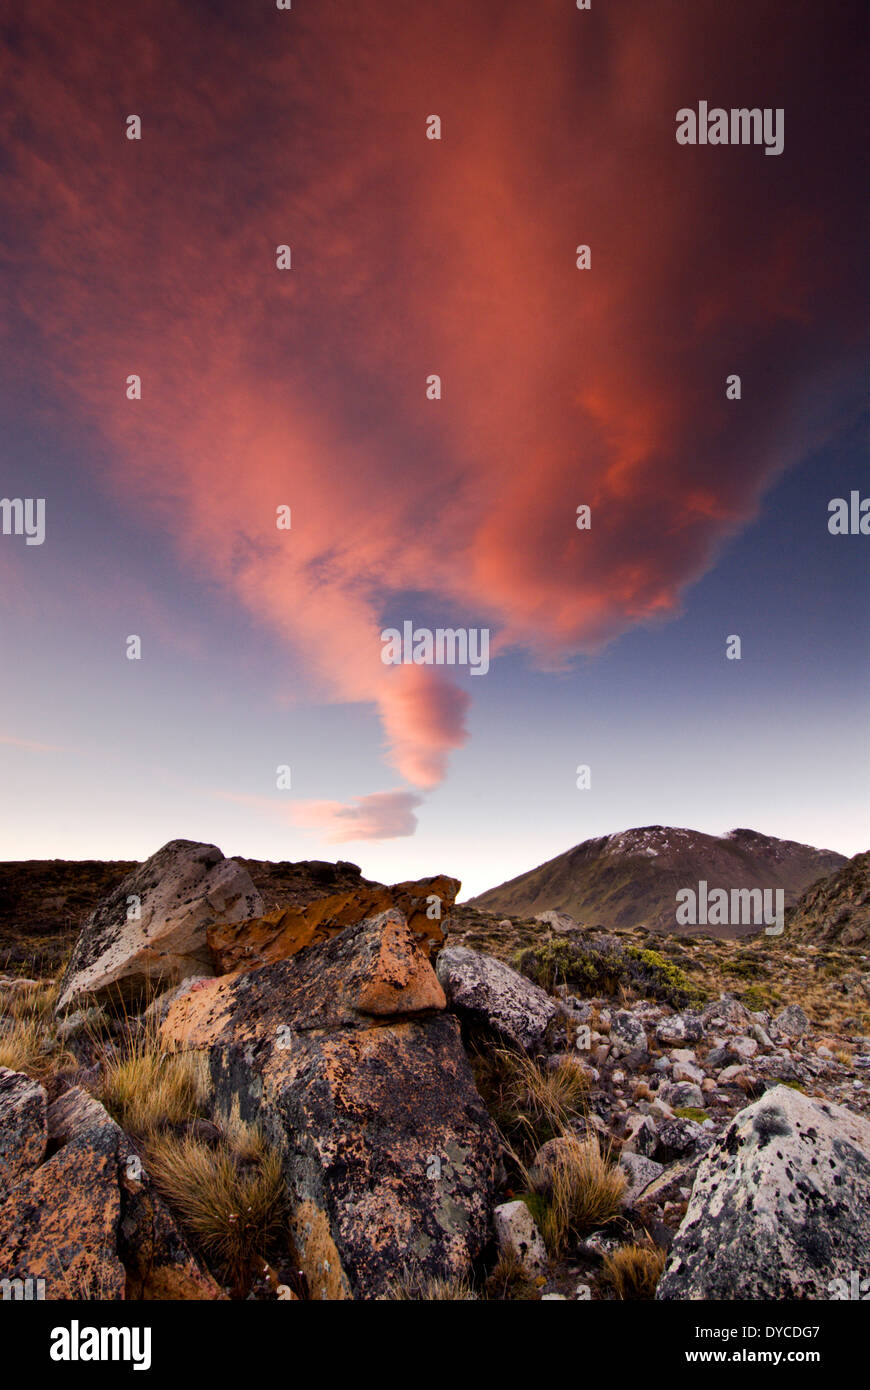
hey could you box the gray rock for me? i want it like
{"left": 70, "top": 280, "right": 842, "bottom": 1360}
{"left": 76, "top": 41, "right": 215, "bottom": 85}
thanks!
{"left": 609, "top": 1010, "right": 648, "bottom": 1057}
{"left": 0, "top": 1069, "right": 47, "bottom": 1198}
{"left": 774, "top": 1003, "right": 810, "bottom": 1038}
{"left": 493, "top": 1200, "right": 548, "bottom": 1275}
{"left": 619, "top": 1152, "right": 664, "bottom": 1207}
{"left": 656, "top": 1012, "right": 704, "bottom": 1046}
{"left": 653, "top": 1117, "right": 712, "bottom": 1163}
{"left": 57, "top": 839, "right": 263, "bottom": 1012}
{"left": 436, "top": 945, "right": 558, "bottom": 1051}
{"left": 657, "top": 1086, "right": 870, "bottom": 1299}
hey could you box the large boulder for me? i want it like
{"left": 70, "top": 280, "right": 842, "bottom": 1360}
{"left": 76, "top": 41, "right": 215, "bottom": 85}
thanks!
{"left": 161, "top": 910, "right": 499, "bottom": 1299}
{"left": 657, "top": 1086, "right": 870, "bottom": 1299}
{"left": 0, "top": 1068, "right": 47, "bottom": 1199}
{"left": 435, "top": 945, "right": 558, "bottom": 1052}
{"left": 0, "top": 1088, "right": 126, "bottom": 1298}
{"left": 0, "top": 1085, "right": 221, "bottom": 1300}
{"left": 207, "top": 875, "right": 459, "bottom": 974}
{"left": 56, "top": 840, "right": 263, "bottom": 1012}
{"left": 535, "top": 910, "right": 580, "bottom": 935}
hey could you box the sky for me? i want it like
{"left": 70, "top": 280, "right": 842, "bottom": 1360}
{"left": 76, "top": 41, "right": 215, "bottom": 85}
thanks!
{"left": 0, "top": 0, "right": 867, "bottom": 899}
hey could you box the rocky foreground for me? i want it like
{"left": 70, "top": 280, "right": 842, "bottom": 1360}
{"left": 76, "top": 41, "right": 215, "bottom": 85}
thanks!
{"left": 1, "top": 839, "right": 868, "bottom": 1300}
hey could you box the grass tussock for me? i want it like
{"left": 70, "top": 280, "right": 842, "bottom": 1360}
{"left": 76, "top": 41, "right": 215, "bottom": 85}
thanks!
{"left": 522, "top": 1132, "right": 626, "bottom": 1257}
{"left": 485, "top": 1245, "right": 540, "bottom": 1301}
{"left": 602, "top": 1241, "right": 667, "bottom": 1299}
{"left": 99, "top": 1026, "right": 210, "bottom": 1137}
{"left": 384, "top": 1272, "right": 479, "bottom": 1300}
{"left": 472, "top": 1046, "right": 588, "bottom": 1155}
{"left": 143, "top": 1129, "right": 287, "bottom": 1291}
{"left": 0, "top": 979, "right": 76, "bottom": 1077}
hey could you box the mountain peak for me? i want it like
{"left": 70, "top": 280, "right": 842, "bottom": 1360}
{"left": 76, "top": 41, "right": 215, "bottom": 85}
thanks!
{"left": 470, "top": 825, "right": 847, "bottom": 938}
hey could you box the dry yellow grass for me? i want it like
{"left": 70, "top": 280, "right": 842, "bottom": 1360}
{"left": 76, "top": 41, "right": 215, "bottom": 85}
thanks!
{"left": 384, "top": 1272, "right": 479, "bottom": 1300}
{"left": 143, "top": 1131, "right": 287, "bottom": 1290}
{"left": 0, "top": 979, "right": 76, "bottom": 1077}
{"left": 602, "top": 1241, "right": 667, "bottom": 1299}
{"left": 485, "top": 1245, "right": 540, "bottom": 1301}
{"left": 525, "top": 1132, "right": 627, "bottom": 1256}
{"left": 496, "top": 1049, "right": 589, "bottom": 1150}
{"left": 99, "top": 1024, "right": 209, "bottom": 1136}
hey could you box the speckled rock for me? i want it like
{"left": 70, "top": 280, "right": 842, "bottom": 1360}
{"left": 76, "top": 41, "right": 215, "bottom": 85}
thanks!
{"left": 435, "top": 945, "right": 558, "bottom": 1051}
{"left": 57, "top": 840, "right": 263, "bottom": 1012}
{"left": 619, "top": 1152, "right": 665, "bottom": 1207}
{"left": 493, "top": 1200, "right": 547, "bottom": 1275}
{"left": 208, "top": 875, "right": 460, "bottom": 974}
{"left": 0, "top": 1086, "right": 221, "bottom": 1300}
{"left": 0, "top": 1069, "right": 47, "bottom": 1198}
{"left": 162, "top": 911, "right": 498, "bottom": 1299}
{"left": 657, "top": 1086, "right": 870, "bottom": 1299}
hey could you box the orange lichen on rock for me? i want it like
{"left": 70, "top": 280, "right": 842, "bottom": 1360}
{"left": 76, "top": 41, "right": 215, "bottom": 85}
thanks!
{"left": 207, "top": 875, "right": 460, "bottom": 975}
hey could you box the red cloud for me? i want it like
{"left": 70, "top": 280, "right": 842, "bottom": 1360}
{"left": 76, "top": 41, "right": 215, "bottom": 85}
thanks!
{"left": 1, "top": 1, "right": 864, "bottom": 798}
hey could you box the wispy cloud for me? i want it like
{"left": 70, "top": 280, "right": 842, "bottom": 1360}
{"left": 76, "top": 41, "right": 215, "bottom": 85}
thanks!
{"left": 291, "top": 790, "right": 425, "bottom": 843}
{"left": 0, "top": 734, "right": 72, "bottom": 754}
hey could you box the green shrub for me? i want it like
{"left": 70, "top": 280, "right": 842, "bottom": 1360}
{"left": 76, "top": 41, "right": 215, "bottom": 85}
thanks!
{"left": 512, "top": 938, "right": 705, "bottom": 1008}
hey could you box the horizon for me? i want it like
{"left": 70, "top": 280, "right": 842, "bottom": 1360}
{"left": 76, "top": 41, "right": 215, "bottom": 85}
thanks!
{"left": 2, "top": 1, "right": 868, "bottom": 901}
{"left": 0, "top": 819, "right": 858, "bottom": 908}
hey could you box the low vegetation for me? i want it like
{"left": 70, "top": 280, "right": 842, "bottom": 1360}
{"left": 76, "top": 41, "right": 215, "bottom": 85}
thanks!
{"left": 143, "top": 1125, "right": 288, "bottom": 1294}
{"left": 512, "top": 936, "right": 705, "bottom": 1009}
{"left": 602, "top": 1241, "right": 667, "bottom": 1299}
{"left": 99, "top": 1023, "right": 210, "bottom": 1137}
{"left": 0, "top": 978, "right": 76, "bottom": 1078}
{"left": 521, "top": 1132, "right": 626, "bottom": 1256}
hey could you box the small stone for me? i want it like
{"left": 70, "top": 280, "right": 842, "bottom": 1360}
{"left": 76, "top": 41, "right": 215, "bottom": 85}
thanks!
{"left": 619, "top": 1152, "right": 664, "bottom": 1207}
{"left": 673, "top": 1061, "right": 705, "bottom": 1085}
{"left": 493, "top": 1200, "right": 548, "bottom": 1276}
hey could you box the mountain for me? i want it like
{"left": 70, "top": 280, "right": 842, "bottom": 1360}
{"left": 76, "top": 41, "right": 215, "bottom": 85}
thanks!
{"left": 468, "top": 826, "right": 848, "bottom": 938}
{"left": 787, "top": 851, "right": 870, "bottom": 946}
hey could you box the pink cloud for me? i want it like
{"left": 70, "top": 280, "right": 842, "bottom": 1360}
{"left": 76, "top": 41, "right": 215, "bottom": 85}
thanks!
{"left": 0, "top": 1, "right": 863, "bottom": 804}
{"left": 291, "top": 789, "right": 425, "bottom": 843}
